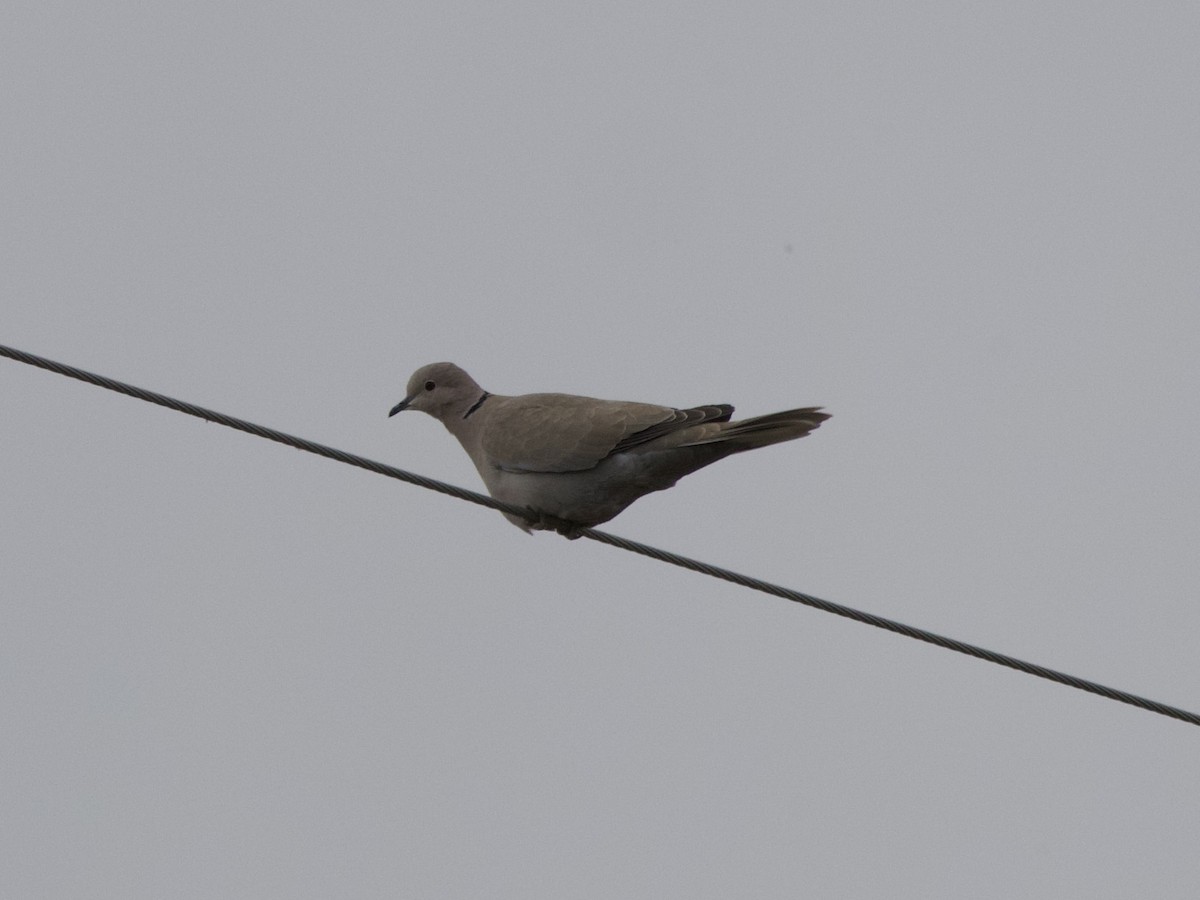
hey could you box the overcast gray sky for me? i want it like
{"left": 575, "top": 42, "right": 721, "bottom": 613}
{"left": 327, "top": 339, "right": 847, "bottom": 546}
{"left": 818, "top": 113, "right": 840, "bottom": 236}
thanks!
{"left": 4, "top": 3, "right": 1200, "bottom": 898}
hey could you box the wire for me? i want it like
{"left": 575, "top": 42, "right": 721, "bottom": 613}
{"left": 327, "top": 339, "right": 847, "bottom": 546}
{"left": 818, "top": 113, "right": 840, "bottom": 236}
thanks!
{"left": 3, "top": 341, "right": 1198, "bottom": 728}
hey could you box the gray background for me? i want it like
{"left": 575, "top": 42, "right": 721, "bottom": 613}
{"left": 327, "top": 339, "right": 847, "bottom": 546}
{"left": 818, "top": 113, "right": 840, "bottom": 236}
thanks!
{"left": 4, "top": 3, "right": 1199, "bottom": 897}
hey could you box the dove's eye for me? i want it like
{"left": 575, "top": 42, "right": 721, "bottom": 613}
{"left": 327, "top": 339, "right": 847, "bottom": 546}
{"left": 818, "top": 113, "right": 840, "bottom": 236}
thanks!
{"left": 424, "top": 381, "right": 436, "bottom": 391}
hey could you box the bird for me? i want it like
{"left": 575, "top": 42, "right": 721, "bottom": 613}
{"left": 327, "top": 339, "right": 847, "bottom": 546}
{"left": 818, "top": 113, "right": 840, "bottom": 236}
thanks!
{"left": 388, "top": 362, "right": 829, "bottom": 537}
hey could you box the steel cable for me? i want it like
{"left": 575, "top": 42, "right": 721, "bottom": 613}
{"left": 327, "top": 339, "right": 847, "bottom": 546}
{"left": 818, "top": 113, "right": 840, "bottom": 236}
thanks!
{"left": 3, "top": 342, "right": 1197, "bottom": 727}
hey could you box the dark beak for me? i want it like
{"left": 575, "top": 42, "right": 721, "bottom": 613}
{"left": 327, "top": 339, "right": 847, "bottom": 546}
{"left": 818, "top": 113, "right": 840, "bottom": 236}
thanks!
{"left": 388, "top": 396, "right": 414, "bottom": 417}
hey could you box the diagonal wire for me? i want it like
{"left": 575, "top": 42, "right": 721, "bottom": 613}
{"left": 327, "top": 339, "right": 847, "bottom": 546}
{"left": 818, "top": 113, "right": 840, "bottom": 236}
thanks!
{"left": 3, "top": 341, "right": 1198, "bottom": 728}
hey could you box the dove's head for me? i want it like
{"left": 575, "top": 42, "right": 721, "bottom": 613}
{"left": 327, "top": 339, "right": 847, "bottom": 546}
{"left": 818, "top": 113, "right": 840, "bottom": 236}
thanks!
{"left": 388, "top": 362, "right": 486, "bottom": 422}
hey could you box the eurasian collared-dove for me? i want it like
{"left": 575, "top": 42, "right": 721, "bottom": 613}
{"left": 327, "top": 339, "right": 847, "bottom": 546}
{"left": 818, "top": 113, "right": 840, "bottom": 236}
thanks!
{"left": 388, "top": 362, "right": 829, "bottom": 537}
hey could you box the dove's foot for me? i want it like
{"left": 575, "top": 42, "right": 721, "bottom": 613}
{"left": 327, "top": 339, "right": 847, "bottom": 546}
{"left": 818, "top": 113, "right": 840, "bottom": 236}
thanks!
{"left": 525, "top": 507, "right": 588, "bottom": 540}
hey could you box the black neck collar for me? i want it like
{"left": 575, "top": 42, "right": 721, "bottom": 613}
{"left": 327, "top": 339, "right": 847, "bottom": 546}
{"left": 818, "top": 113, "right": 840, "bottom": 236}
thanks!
{"left": 463, "top": 392, "right": 491, "bottom": 419}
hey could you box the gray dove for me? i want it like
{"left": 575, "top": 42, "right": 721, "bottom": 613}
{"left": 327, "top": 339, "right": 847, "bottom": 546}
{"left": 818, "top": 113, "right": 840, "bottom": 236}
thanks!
{"left": 388, "top": 362, "right": 829, "bottom": 537}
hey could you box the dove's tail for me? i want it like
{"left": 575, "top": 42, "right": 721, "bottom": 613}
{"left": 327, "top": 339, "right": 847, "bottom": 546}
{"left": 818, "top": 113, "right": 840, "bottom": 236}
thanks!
{"left": 690, "top": 407, "right": 830, "bottom": 452}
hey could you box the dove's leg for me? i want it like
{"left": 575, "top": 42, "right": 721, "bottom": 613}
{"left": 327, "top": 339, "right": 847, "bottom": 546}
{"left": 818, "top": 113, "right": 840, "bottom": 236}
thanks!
{"left": 524, "top": 507, "right": 587, "bottom": 539}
